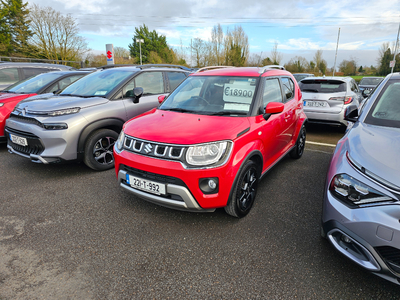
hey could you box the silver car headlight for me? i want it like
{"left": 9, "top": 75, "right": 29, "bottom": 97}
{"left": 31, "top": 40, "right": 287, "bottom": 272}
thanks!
{"left": 28, "top": 107, "right": 81, "bottom": 116}
{"left": 329, "top": 174, "right": 396, "bottom": 207}
{"left": 186, "top": 141, "right": 230, "bottom": 167}
{"left": 115, "top": 130, "right": 125, "bottom": 152}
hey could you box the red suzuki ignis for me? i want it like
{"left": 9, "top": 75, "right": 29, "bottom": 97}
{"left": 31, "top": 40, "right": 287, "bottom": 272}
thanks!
{"left": 114, "top": 66, "right": 307, "bottom": 217}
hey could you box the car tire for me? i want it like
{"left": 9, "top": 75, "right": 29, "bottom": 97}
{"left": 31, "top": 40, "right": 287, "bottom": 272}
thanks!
{"left": 224, "top": 160, "right": 259, "bottom": 218}
{"left": 289, "top": 124, "right": 306, "bottom": 159}
{"left": 83, "top": 129, "right": 119, "bottom": 171}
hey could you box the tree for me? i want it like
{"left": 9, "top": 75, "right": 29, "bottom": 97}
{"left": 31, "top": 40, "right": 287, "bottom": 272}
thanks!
{"left": 313, "top": 50, "right": 327, "bottom": 74}
{"left": 377, "top": 42, "right": 400, "bottom": 75}
{"left": 284, "top": 56, "right": 310, "bottom": 73}
{"left": 0, "top": 0, "right": 31, "bottom": 56}
{"left": 128, "top": 24, "right": 175, "bottom": 64}
{"left": 191, "top": 38, "right": 207, "bottom": 67}
{"left": 28, "top": 4, "right": 89, "bottom": 63}
{"left": 339, "top": 59, "right": 357, "bottom": 76}
{"left": 114, "top": 47, "right": 129, "bottom": 58}
{"left": 270, "top": 41, "right": 283, "bottom": 65}
{"left": 211, "top": 24, "right": 224, "bottom": 66}
{"left": 224, "top": 25, "right": 249, "bottom": 67}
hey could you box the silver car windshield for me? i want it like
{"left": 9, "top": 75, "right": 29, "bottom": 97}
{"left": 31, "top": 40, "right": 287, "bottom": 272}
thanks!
{"left": 5, "top": 72, "right": 63, "bottom": 94}
{"left": 159, "top": 76, "right": 259, "bottom": 116}
{"left": 365, "top": 80, "right": 400, "bottom": 128}
{"left": 61, "top": 69, "right": 135, "bottom": 97}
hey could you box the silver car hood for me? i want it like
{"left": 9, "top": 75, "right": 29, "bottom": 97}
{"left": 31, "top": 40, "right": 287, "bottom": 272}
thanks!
{"left": 17, "top": 95, "right": 109, "bottom": 111}
{"left": 347, "top": 122, "right": 400, "bottom": 190}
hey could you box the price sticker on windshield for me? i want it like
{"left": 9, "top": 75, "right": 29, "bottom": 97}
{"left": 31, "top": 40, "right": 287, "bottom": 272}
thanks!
{"left": 223, "top": 82, "right": 255, "bottom": 104}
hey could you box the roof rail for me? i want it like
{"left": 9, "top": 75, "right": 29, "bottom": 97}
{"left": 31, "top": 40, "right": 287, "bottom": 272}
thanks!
{"left": 99, "top": 64, "right": 139, "bottom": 69}
{"left": 195, "top": 66, "right": 234, "bottom": 73}
{"left": 258, "top": 65, "right": 285, "bottom": 74}
{"left": 138, "top": 64, "right": 192, "bottom": 71}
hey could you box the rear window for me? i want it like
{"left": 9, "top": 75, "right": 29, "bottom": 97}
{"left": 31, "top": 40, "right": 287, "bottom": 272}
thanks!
{"left": 299, "top": 80, "right": 346, "bottom": 93}
{"left": 359, "top": 77, "right": 383, "bottom": 86}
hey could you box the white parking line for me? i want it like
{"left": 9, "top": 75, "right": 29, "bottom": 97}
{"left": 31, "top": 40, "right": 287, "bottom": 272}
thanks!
{"left": 306, "top": 141, "right": 337, "bottom": 148}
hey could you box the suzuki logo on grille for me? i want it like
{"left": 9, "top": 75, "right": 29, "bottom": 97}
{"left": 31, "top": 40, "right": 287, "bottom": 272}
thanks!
{"left": 144, "top": 143, "right": 153, "bottom": 153}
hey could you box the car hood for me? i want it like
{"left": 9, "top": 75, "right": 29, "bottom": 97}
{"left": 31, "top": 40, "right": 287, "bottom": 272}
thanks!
{"left": 124, "top": 109, "right": 251, "bottom": 144}
{"left": 16, "top": 95, "right": 109, "bottom": 111}
{"left": 347, "top": 122, "right": 400, "bottom": 189}
{"left": 0, "top": 92, "right": 34, "bottom": 103}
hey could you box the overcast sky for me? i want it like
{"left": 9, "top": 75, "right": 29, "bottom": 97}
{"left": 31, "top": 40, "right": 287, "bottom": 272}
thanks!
{"left": 28, "top": 0, "right": 400, "bottom": 68}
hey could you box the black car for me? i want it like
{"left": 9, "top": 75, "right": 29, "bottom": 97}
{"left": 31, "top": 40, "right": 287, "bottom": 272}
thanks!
{"left": 358, "top": 76, "right": 384, "bottom": 97}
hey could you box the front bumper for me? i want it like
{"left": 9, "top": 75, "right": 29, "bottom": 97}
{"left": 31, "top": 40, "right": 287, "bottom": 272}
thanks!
{"left": 114, "top": 148, "right": 238, "bottom": 212}
{"left": 5, "top": 115, "right": 84, "bottom": 163}
{"left": 322, "top": 144, "right": 400, "bottom": 285}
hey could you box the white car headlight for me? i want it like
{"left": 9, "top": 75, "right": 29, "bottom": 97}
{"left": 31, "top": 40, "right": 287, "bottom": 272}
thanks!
{"left": 28, "top": 107, "right": 81, "bottom": 116}
{"left": 115, "top": 130, "right": 125, "bottom": 152}
{"left": 186, "top": 141, "right": 229, "bottom": 166}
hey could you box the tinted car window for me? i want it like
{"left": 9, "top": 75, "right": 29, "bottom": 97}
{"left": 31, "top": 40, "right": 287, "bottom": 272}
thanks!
{"left": 299, "top": 79, "right": 346, "bottom": 93}
{"left": 281, "top": 77, "right": 294, "bottom": 101}
{"left": 6, "top": 72, "right": 63, "bottom": 93}
{"left": 135, "top": 72, "right": 164, "bottom": 95}
{"left": 166, "top": 72, "right": 186, "bottom": 91}
{"left": 22, "top": 68, "right": 51, "bottom": 78}
{"left": 263, "top": 78, "right": 283, "bottom": 107}
{"left": 0, "top": 68, "right": 19, "bottom": 85}
{"left": 360, "top": 77, "right": 383, "bottom": 85}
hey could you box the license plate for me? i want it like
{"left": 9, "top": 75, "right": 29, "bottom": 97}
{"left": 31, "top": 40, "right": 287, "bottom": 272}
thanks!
{"left": 126, "top": 174, "right": 166, "bottom": 195}
{"left": 10, "top": 134, "right": 28, "bottom": 146}
{"left": 304, "top": 100, "right": 329, "bottom": 108}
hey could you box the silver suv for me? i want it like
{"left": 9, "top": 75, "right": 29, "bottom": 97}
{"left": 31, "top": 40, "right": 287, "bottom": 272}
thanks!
{"left": 299, "top": 76, "right": 362, "bottom": 127}
{"left": 0, "top": 62, "right": 75, "bottom": 90}
{"left": 5, "top": 65, "right": 190, "bottom": 170}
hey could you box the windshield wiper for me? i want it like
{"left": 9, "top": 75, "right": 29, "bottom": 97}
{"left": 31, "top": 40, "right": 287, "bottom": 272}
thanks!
{"left": 162, "top": 108, "right": 196, "bottom": 113}
{"left": 301, "top": 89, "right": 319, "bottom": 93}
{"left": 208, "top": 110, "right": 248, "bottom": 116}
{"left": 59, "top": 93, "right": 83, "bottom": 97}
{"left": 1, "top": 90, "right": 16, "bottom": 93}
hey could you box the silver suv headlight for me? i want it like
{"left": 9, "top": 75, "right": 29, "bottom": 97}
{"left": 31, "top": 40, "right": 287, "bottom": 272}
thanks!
{"left": 186, "top": 141, "right": 230, "bottom": 166}
{"left": 329, "top": 174, "right": 396, "bottom": 207}
{"left": 27, "top": 107, "right": 81, "bottom": 116}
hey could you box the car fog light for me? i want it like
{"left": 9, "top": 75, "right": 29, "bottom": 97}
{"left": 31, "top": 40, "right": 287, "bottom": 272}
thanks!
{"left": 199, "top": 177, "right": 219, "bottom": 194}
{"left": 208, "top": 179, "right": 217, "bottom": 189}
{"left": 341, "top": 234, "right": 352, "bottom": 244}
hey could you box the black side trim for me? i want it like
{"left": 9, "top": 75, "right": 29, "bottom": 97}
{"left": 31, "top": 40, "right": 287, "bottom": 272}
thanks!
{"left": 236, "top": 127, "right": 250, "bottom": 138}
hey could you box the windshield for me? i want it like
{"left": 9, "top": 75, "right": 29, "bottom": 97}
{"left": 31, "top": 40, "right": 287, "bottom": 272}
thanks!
{"left": 294, "top": 74, "right": 313, "bottom": 82}
{"left": 299, "top": 79, "right": 346, "bottom": 93}
{"left": 159, "top": 76, "right": 259, "bottom": 116}
{"left": 365, "top": 80, "right": 400, "bottom": 128}
{"left": 61, "top": 69, "right": 136, "bottom": 97}
{"left": 5, "top": 72, "right": 63, "bottom": 94}
{"left": 360, "top": 77, "right": 383, "bottom": 86}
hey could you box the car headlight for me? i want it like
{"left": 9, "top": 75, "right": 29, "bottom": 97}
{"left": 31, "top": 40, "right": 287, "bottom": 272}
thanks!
{"left": 186, "top": 141, "right": 230, "bottom": 166}
{"left": 329, "top": 174, "right": 395, "bottom": 207}
{"left": 115, "top": 130, "right": 125, "bottom": 152}
{"left": 0, "top": 103, "right": 4, "bottom": 107}
{"left": 28, "top": 107, "right": 81, "bottom": 116}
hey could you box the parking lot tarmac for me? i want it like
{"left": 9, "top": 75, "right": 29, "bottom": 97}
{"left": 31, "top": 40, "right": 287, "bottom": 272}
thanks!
{"left": 1, "top": 126, "right": 400, "bottom": 299}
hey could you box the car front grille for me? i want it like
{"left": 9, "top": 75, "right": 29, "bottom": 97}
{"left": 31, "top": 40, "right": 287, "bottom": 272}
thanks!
{"left": 375, "top": 246, "right": 400, "bottom": 275}
{"left": 123, "top": 135, "right": 187, "bottom": 162}
{"left": 9, "top": 114, "right": 43, "bottom": 128}
{"left": 5, "top": 126, "right": 44, "bottom": 155}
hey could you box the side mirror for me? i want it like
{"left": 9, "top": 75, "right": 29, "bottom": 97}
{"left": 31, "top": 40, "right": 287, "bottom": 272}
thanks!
{"left": 344, "top": 104, "right": 358, "bottom": 122}
{"left": 158, "top": 95, "right": 166, "bottom": 104}
{"left": 263, "top": 102, "right": 284, "bottom": 121}
{"left": 130, "top": 87, "right": 143, "bottom": 104}
{"left": 362, "top": 89, "right": 371, "bottom": 98}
